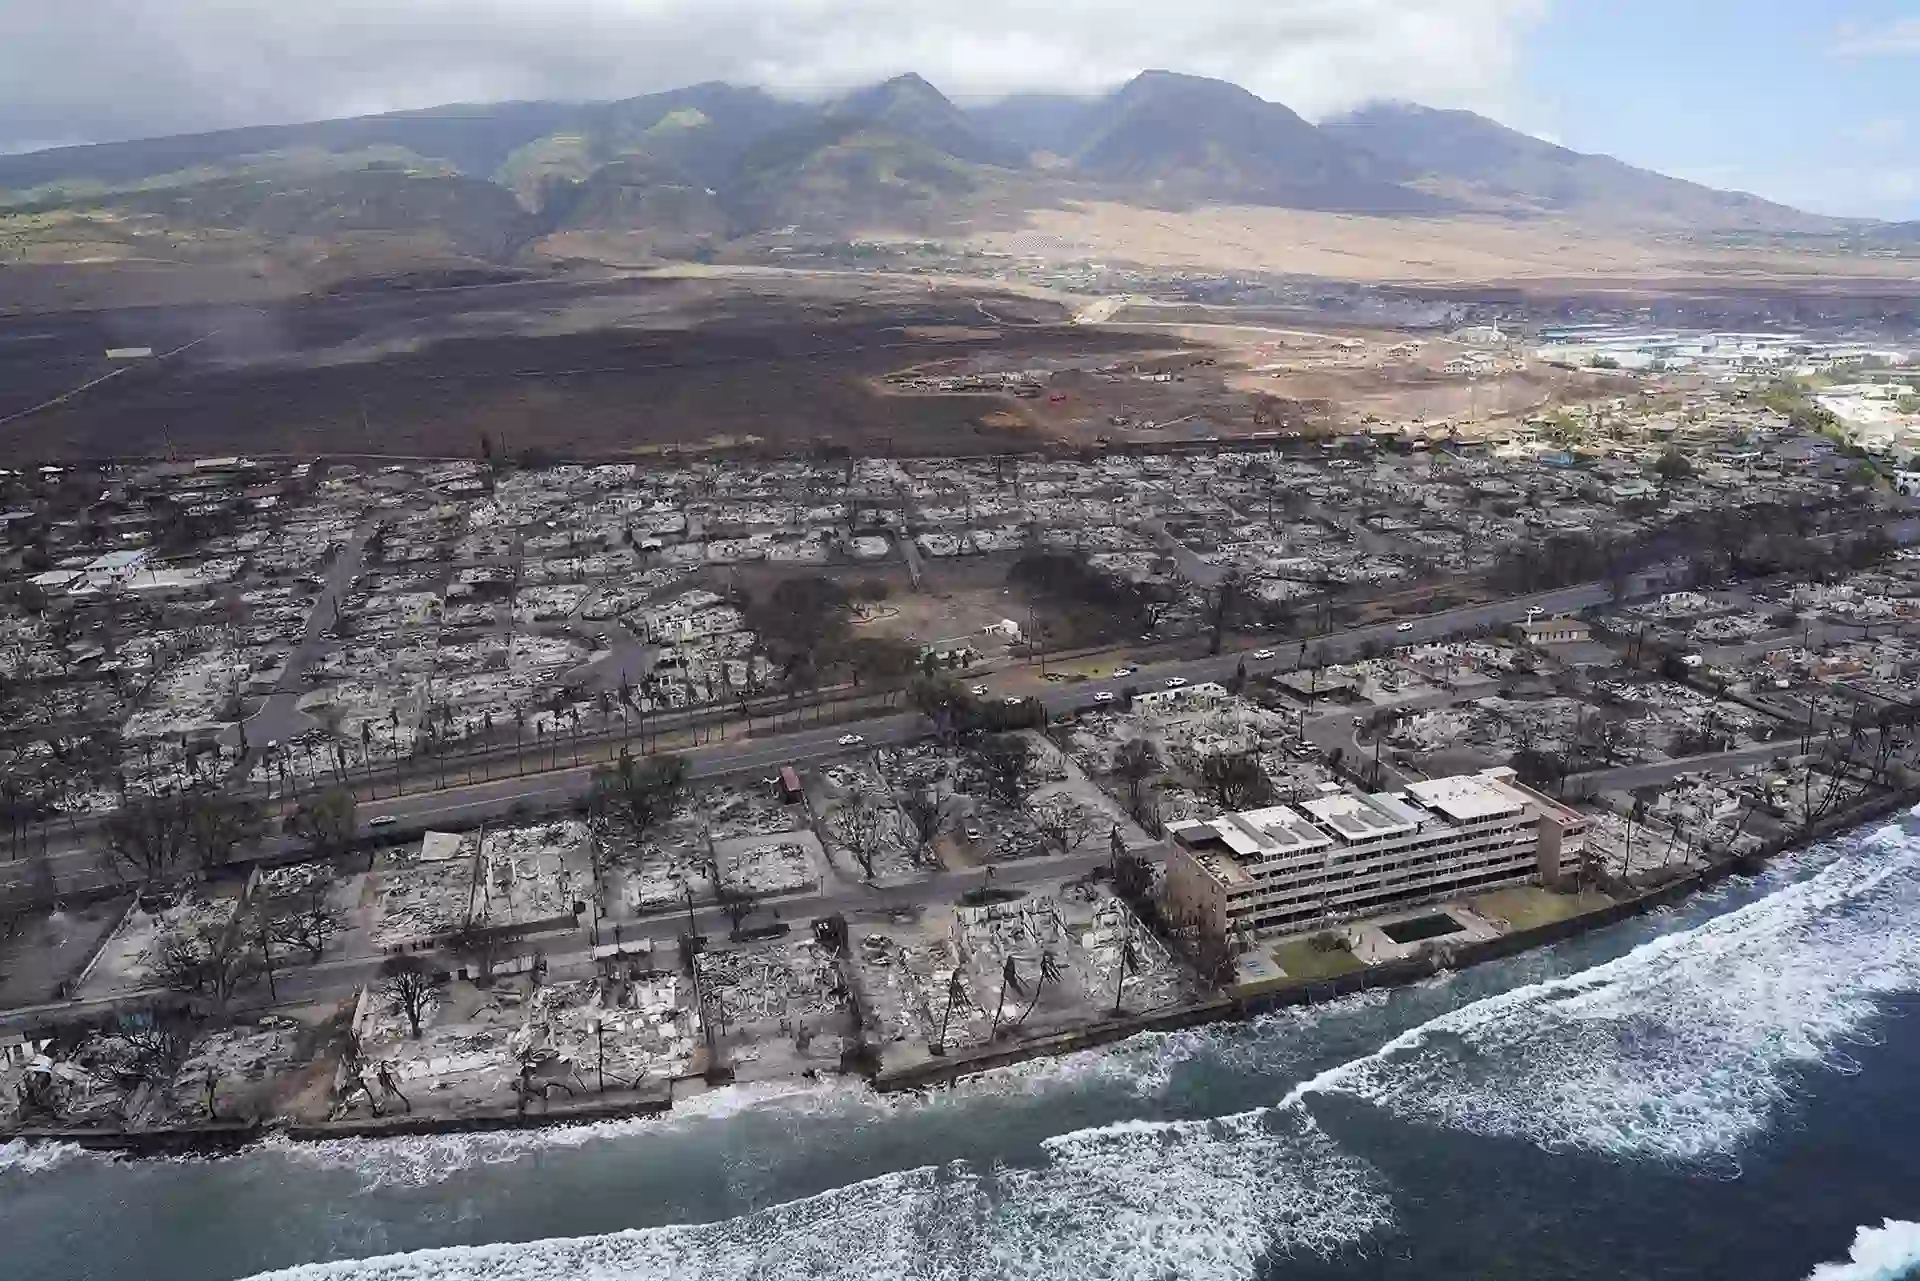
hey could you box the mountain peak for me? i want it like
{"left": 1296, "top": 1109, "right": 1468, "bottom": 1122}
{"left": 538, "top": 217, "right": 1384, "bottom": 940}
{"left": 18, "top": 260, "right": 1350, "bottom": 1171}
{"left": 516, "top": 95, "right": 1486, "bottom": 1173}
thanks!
{"left": 827, "top": 73, "right": 1016, "bottom": 167}
{"left": 879, "top": 71, "right": 940, "bottom": 94}
{"left": 833, "top": 72, "right": 957, "bottom": 119}
{"left": 1116, "top": 69, "right": 1274, "bottom": 110}
{"left": 1069, "top": 68, "right": 1426, "bottom": 210}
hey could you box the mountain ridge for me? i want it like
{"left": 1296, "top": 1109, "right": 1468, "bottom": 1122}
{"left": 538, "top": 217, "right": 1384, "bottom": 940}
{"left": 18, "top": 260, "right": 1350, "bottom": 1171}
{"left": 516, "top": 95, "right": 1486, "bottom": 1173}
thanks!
{"left": 1322, "top": 100, "right": 1837, "bottom": 232}
{"left": 1062, "top": 71, "right": 1438, "bottom": 213}
{"left": 0, "top": 69, "right": 1868, "bottom": 271}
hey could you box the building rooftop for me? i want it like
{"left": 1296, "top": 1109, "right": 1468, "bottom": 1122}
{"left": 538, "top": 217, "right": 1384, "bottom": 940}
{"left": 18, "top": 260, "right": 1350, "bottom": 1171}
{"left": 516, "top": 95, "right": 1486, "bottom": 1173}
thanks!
{"left": 1301, "top": 792, "right": 1418, "bottom": 842}
{"left": 1405, "top": 773, "right": 1526, "bottom": 823}
{"left": 1217, "top": 805, "right": 1334, "bottom": 858}
{"left": 85, "top": 549, "right": 147, "bottom": 572}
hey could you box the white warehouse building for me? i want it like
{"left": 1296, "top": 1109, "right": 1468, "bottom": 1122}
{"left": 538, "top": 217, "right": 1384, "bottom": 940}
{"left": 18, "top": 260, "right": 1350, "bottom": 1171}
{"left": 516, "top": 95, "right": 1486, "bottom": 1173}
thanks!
{"left": 1163, "top": 767, "right": 1589, "bottom": 940}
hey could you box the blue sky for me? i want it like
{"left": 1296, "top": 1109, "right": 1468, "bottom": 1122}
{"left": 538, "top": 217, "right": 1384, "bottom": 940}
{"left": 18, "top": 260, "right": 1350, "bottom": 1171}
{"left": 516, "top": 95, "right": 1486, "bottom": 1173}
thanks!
{"left": 1518, "top": 0, "right": 1917, "bottom": 218}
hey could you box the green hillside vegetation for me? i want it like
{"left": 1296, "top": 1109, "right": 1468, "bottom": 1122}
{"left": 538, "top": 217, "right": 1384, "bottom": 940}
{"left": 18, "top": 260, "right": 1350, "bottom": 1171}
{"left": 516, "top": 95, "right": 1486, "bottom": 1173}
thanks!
{"left": 545, "top": 155, "right": 727, "bottom": 246}
{"left": 494, "top": 134, "right": 599, "bottom": 206}
{"left": 648, "top": 108, "right": 712, "bottom": 136}
{"left": 68, "top": 169, "right": 533, "bottom": 259}
{"left": 0, "top": 146, "right": 454, "bottom": 209}
{"left": 731, "top": 126, "right": 1002, "bottom": 234}
{"left": 0, "top": 102, "right": 575, "bottom": 195}
{"left": 584, "top": 83, "right": 803, "bottom": 185}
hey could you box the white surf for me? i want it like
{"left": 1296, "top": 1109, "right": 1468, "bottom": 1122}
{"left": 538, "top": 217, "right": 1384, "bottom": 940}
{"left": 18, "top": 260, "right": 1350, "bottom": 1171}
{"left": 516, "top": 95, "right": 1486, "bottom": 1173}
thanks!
{"left": 240, "top": 823, "right": 1920, "bottom": 1280}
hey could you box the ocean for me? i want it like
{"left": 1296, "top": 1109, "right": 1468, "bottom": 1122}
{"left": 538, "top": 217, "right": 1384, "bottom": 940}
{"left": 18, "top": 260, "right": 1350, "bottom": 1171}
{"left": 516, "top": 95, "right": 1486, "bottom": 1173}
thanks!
{"left": 7, "top": 813, "right": 1920, "bottom": 1281}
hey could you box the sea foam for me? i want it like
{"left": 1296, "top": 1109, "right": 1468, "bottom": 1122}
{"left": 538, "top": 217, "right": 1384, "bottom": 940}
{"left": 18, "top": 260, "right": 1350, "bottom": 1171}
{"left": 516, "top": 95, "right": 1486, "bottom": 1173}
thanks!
{"left": 0, "top": 1139, "right": 88, "bottom": 1176}
{"left": 1287, "top": 825, "right": 1920, "bottom": 1162}
{"left": 215, "top": 822, "right": 1920, "bottom": 1279}
{"left": 270, "top": 1077, "right": 888, "bottom": 1191}
{"left": 1807, "top": 1220, "right": 1920, "bottom": 1281}
{"left": 242, "top": 1105, "right": 1388, "bottom": 1281}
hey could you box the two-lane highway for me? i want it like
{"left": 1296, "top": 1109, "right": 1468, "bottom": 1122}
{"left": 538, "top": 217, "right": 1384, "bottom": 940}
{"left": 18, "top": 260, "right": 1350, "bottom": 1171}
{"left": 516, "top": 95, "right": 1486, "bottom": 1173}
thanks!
{"left": 2, "top": 571, "right": 1681, "bottom": 896}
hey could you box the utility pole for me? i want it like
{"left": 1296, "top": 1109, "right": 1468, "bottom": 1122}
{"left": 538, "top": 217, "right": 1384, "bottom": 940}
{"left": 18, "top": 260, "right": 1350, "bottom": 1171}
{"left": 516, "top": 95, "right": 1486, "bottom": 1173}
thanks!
{"left": 464, "top": 822, "right": 487, "bottom": 929}
{"left": 258, "top": 914, "right": 277, "bottom": 1002}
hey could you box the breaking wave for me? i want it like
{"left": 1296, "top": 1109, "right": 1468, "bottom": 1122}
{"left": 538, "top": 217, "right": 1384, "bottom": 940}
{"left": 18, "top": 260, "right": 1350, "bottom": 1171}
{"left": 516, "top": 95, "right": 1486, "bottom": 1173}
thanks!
{"left": 269, "top": 989, "right": 1404, "bottom": 1196}
{"left": 1807, "top": 1220, "right": 1920, "bottom": 1281}
{"left": 1287, "top": 823, "right": 1920, "bottom": 1163}
{"left": 945, "top": 987, "right": 1396, "bottom": 1104}
{"left": 244, "top": 1106, "right": 1389, "bottom": 1281}
{"left": 271, "top": 1078, "right": 889, "bottom": 1191}
{"left": 0, "top": 1139, "right": 89, "bottom": 1176}
{"left": 161, "top": 821, "right": 1920, "bottom": 1280}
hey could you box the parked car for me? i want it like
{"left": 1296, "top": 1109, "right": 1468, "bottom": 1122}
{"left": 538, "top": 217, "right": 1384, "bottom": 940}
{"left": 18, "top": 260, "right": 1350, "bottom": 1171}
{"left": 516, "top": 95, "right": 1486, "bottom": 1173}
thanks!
{"left": 1093, "top": 691, "right": 1116, "bottom": 704}
{"left": 1396, "top": 622, "right": 1416, "bottom": 632}
{"left": 1165, "top": 677, "right": 1189, "bottom": 689}
{"left": 368, "top": 816, "right": 398, "bottom": 828}
{"left": 1252, "top": 649, "right": 1275, "bottom": 660}
{"left": 970, "top": 685, "right": 990, "bottom": 696}
{"left": 837, "top": 733, "right": 866, "bottom": 746}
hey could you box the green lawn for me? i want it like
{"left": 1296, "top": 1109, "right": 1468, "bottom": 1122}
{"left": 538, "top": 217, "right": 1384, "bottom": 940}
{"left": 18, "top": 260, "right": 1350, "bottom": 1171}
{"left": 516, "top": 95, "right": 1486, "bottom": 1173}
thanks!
{"left": 1469, "top": 886, "right": 1612, "bottom": 933}
{"left": 1271, "top": 938, "right": 1366, "bottom": 982}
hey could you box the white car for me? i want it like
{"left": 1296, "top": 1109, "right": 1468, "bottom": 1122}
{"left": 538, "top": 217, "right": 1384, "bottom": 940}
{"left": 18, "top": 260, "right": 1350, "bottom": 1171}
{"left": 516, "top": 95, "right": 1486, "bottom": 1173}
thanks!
{"left": 970, "top": 685, "right": 990, "bottom": 696}
{"left": 368, "top": 816, "right": 398, "bottom": 828}
{"left": 1093, "top": 691, "right": 1116, "bottom": 703}
{"left": 1003, "top": 696, "right": 1024, "bottom": 706}
{"left": 1112, "top": 666, "right": 1135, "bottom": 678}
{"left": 1251, "top": 649, "right": 1275, "bottom": 660}
{"left": 837, "top": 733, "right": 866, "bottom": 747}
{"left": 1396, "top": 622, "right": 1416, "bottom": 633}
{"left": 1165, "top": 676, "right": 1189, "bottom": 689}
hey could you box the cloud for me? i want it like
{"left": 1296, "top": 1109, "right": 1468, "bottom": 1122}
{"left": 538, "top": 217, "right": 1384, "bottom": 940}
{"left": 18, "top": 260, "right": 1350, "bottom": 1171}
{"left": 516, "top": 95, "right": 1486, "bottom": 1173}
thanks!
{"left": 0, "top": 0, "right": 1548, "bottom": 152}
{"left": 1831, "top": 18, "right": 1920, "bottom": 57}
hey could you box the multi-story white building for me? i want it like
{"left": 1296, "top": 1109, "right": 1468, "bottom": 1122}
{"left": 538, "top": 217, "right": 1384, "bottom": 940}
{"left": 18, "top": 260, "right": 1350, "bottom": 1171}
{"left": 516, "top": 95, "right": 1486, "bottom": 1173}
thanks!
{"left": 1163, "top": 767, "right": 1589, "bottom": 940}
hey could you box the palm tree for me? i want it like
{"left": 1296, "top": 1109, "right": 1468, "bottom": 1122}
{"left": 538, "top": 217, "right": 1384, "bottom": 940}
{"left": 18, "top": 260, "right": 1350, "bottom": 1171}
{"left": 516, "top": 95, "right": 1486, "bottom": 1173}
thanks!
{"left": 388, "top": 706, "right": 402, "bottom": 790}
{"left": 1111, "top": 938, "right": 1140, "bottom": 1017}
{"left": 932, "top": 968, "right": 965, "bottom": 1056}
{"left": 1622, "top": 785, "right": 1658, "bottom": 880}
{"left": 1014, "top": 950, "right": 1062, "bottom": 1029}
{"left": 988, "top": 956, "right": 1023, "bottom": 1041}
{"left": 1112, "top": 738, "right": 1161, "bottom": 820}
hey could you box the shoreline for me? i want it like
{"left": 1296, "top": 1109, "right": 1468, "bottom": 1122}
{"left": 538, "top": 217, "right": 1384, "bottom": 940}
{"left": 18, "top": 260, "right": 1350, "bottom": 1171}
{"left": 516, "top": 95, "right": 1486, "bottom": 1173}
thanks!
{"left": 9, "top": 783, "right": 1915, "bottom": 1158}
